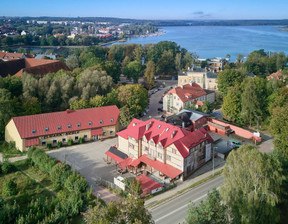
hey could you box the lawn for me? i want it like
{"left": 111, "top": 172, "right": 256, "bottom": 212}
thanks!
{"left": 0, "top": 160, "right": 55, "bottom": 202}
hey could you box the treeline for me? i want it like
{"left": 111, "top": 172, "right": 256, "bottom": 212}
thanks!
{"left": 218, "top": 50, "right": 288, "bottom": 124}
{"left": 1, "top": 34, "right": 118, "bottom": 47}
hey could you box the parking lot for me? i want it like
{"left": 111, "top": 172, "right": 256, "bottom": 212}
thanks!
{"left": 48, "top": 138, "right": 123, "bottom": 183}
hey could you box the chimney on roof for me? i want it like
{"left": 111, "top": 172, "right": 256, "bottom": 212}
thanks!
{"left": 171, "top": 130, "right": 177, "bottom": 138}
{"left": 146, "top": 121, "right": 154, "bottom": 131}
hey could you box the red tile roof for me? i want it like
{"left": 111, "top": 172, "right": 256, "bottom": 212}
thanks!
{"left": 25, "top": 138, "right": 39, "bottom": 147}
{"left": 136, "top": 174, "right": 163, "bottom": 197}
{"left": 10, "top": 106, "right": 120, "bottom": 139}
{"left": 14, "top": 58, "right": 70, "bottom": 77}
{"left": 0, "top": 58, "right": 70, "bottom": 78}
{"left": 91, "top": 128, "right": 103, "bottom": 136}
{"left": 267, "top": 70, "right": 287, "bottom": 81}
{"left": 105, "top": 151, "right": 124, "bottom": 163}
{"left": 118, "top": 157, "right": 141, "bottom": 169}
{"left": 139, "top": 154, "right": 183, "bottom": 179}
{"left": 117, "top": 118, "right": 212, "bottom": 158}
{"left": 165, "top": 83, "right": 207, "bottom": 103}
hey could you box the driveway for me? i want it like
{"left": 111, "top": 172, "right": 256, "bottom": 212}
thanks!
{"left": 143, "top": 80, "right": 177, "bottom": 120}
{"left": 47, "top": 138, "right": 121, "bottom": 202}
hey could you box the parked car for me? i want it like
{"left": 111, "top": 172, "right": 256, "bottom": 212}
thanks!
{"left": 229, "top": 140, "right": 242, "bottom": 148}
{"left": 157, "top": 107, "right": 163, "bottom": 112}
{"left": 159, "top": 98, "right": 163, "bottom": 104}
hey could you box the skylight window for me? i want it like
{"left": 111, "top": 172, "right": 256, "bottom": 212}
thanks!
{"left": 157, "top": 125, "right": 161, "bottom": 129}
{"left": 110, "top": 118, "right": 114, "bottom": 122}
{"left": 45, "top": 128, "right": 49, "bottom": 132}
{"left": 89, "top": 121, "right": 92, "bottom": 126}
{"left": 165, "top": 128, "right": 170, "bottom": 132}
{"left": 99, "top": 120, "right": 103, "bottom": 124}
{"left": 77, "top": 123, "right": 81, "bottom": 127}
{"left": 67, "top": 124, "right": 71, "bottom": 129}
{"left": 32, "top": 129, "right": 36, "bottom": 134}
{"left": 57, "top": 126, "right": 61, "bottom": 130}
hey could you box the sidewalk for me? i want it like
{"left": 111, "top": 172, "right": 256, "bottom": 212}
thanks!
{"left": 0, "top": 152, "right": 27, "bottom": 163}
{"left": 145, "top": 157, "right": 225, "bottom": 208}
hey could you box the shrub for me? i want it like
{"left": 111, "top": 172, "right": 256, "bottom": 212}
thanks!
{"left": 31, "top": 148, "right": 57, "bottom": 174}
{"left": 78, "top": 137, "right": 84, "bottom": 144}
{"left": 0, "top": 163, "right": 2, "bottom": 174}
{"left": 2, "top": 179, "right": 18, "bottom": 196}
{"left": 8, "top": 141, "right": 16, "bottom": 150}
{"left": 47, "top": 143, "right": 52, "bottom": 149}
{"left": 27, "top": 146, "right": 37, "bottom": 159}
{"left": 51, "top": 163, "right": 72, "bottom": 189}
{"left": 57, "top": 141, "right": 62, "bottom": 148}
{"left": 65, "top": 172, "right": 88, "bottom": 193}
{"left": 67, "top": 139, "right": 74, "bottom": 146}
{"left": 1, "top": 161, "right": 16, "bottom": 174}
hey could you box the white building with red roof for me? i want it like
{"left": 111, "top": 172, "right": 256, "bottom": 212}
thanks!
{"left": 107, "top": 118, "right": 213, "bottom": 182}
{"left": 163, "top": 83, "right": 215, "bottom": 115}
{"left": 5, "top": 106, "right": 120, "bottom": 152}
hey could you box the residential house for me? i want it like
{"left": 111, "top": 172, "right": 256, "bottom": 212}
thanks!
{"left": 178, "top": 68, "right": 218, "bottom": 91}
{"left": 267, "top": 70, "right": 287, "bottom": 81}
{"left": 0, "top": 58, "right": 70, "bottom": 78}
{"left": 5, "top": 106, "right": 120, "bottom": 152}
{"left": 163, "top": 83, "right": 215, "bottom": 115}
{"left": 107, "top": 119, "right": 213, "bottom": 182}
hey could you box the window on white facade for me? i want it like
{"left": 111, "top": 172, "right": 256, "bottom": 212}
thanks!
{"left": 110, "top": 130, "right": 113, "bottom": 135}
{"left": 167, "top": 155, "right": 171, "bottom": 161}
{"left": 129, "top": 143, "right": 135, "bottom": 149}
{"left": 144, "top": 146, "right": 148, "bottom": 152}
{"left": 172, "top": 148, "right": 177, "bottom": 154}
{"left": 75, "top": 136, "right": 79, "bottom": 141}
{"left": 42, "top": 141, "right": 46, "bottom": 146}
{"left": 53, "top": 139, "right": 57, "bottom": 144}
{"left": 158, "top": 152, "right": 162, "bottom": 159}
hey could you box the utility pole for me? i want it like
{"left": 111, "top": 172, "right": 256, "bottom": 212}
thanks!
{"left": 213, "top": 147, "right": 217, "bottom": 176}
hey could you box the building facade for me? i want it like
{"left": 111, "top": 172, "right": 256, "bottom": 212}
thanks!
{"left": 5, "top": 106, "right": 120, "bottom": 152}
{"left": 112, "top": 119, "right": 213, "bottom": 182}
{"left": 178, "top": 69, "right": 218, "bottom": 91}
{"left": 163, "top": 83, "right": 215, "bottom": 115}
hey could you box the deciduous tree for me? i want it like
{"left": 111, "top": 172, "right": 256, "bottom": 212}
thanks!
{"left": 221, "top": 145, "right": 285, "bottom": 224}
{"left": 186, "top": 189, "right": 228, "bottom": 224}
{"left": 144, "top": 61, "right": 156, "bottom": 90}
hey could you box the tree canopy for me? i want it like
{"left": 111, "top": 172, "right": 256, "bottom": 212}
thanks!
{"left": 221, "top": 145, "right": 285, "bottom": 224}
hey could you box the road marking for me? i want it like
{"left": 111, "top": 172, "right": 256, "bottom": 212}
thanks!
{"left": 154, "top": 193, "right": 207, "bottom": 223}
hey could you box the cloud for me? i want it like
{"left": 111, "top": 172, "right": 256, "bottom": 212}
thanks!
{"left": 190, "top": 11, "right": 212, "bottom": 19}
{"left": 193, "top": 11, "right": 204, "bottom": 15}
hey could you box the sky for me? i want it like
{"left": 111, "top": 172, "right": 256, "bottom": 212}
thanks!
{"left": 1, "top": 0, "right": 288, "bottom": 20}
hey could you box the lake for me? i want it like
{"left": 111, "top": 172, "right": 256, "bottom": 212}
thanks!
{"left": 116, "top": 26, "right": 288, "bottom": 62}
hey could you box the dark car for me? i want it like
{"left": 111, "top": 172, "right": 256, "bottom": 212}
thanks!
{"left": 159, "top": 98, "right": 163, "bottom": 104}
{"left": 158, "top": 107, "right": 163, "bottom": 112}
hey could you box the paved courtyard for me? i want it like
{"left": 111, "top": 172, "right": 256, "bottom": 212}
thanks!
{"left": 47, "top": 137, "right": 122, "bottom": 202}
{"left": 47, "top": 137, "right": 120, "bottom": 182}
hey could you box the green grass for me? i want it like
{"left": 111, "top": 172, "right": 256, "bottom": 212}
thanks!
{"left": 0, "top": 141, "right": 26, "bottom": 158}
{"left": 0, "top": 160, "right": 55, "bottom": 205}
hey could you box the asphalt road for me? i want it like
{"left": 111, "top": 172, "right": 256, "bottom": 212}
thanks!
{"left": 150, "top": 175, "right": 224, "bottom": 224}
